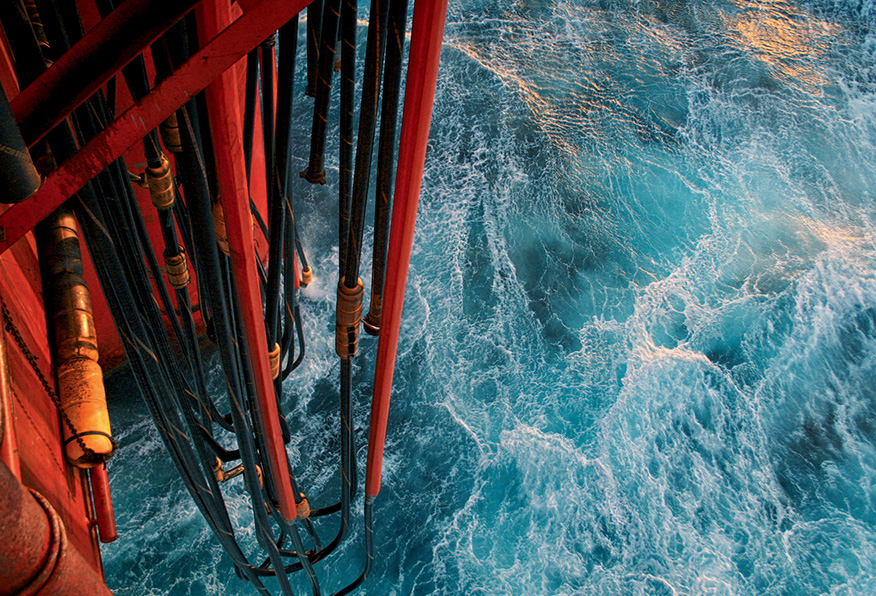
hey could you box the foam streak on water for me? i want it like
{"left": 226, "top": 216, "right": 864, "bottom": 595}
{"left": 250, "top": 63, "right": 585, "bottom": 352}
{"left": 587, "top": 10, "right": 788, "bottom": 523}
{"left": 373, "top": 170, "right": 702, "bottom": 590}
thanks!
{"left": 104, "top": 0, "right": 876, "bottom": 594}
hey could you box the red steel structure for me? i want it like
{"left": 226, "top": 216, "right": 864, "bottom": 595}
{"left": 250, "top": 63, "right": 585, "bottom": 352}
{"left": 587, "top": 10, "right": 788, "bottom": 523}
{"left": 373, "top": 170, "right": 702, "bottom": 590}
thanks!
{"left": 0, "top": 0, "right": 449, "bottom": 592}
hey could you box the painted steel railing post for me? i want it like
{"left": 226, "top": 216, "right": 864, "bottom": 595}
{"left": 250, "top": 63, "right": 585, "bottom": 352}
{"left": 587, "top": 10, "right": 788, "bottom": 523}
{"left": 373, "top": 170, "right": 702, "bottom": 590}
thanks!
{"left": 200, "top": 0, "right": 298, "bottom": 522}
{"left": 365, "top": 0, "right": 448, "bottom": 498}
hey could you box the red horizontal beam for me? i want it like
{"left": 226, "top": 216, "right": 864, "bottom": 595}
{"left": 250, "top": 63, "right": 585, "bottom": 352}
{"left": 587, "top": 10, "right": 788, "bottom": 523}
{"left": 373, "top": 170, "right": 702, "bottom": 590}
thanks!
{"left": 11, "top": 0, "right": 202, "bottom": 148}
{"left": 0, "top": 0, "right": 311, "bottom": 255}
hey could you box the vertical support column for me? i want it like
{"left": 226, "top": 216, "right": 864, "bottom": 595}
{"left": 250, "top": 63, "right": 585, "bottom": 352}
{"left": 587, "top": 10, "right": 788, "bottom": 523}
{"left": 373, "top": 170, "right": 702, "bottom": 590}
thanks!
{"left": 365, "top": 0, "right": 448, "bottom": 498}
{"left": 198, "top": 0, "right": 297, "bottom": 521}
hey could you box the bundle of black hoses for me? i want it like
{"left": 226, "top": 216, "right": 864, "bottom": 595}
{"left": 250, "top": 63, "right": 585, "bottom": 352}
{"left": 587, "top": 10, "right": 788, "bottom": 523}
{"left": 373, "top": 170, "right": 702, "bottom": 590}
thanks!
{"left": 0, "top": 0, "right": 408, "bottom": 593}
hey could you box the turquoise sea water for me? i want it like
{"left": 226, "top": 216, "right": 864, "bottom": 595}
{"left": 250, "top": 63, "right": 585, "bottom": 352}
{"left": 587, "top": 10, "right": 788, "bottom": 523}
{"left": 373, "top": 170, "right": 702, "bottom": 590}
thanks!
{"left": 104, "top": 0, "right": 876, "bottom": 594}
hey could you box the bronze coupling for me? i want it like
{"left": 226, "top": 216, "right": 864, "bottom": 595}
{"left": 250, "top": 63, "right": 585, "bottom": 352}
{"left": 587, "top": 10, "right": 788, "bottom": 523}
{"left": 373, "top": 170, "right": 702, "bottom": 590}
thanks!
{"left": 212, "top": 201, "right": 230, "bottom": 256}
{"left": 145, "top": 155, "right": 174, "bottom": 210}
{"left": 296, "top": 494, "right": 311, "bottom": 519}
{"left": 159, "top": 112, "right": 182, "bottom": 153}
{"left": 268, "top": 342, "right": 281, "bottom": 380}
{"left": 301, "top": 265, "right": 313, "bottom": 286}
{"left": 335, "top": 277, "right": 364, "bottom": 358}
{"left": 42, "top": 211, "right": 99, "bottom": 363}
{"left": 52, "top": 281, "right": 99, "bottom": 363}
{"left": 164, "top": 249, "right": 190, "bottom": 289}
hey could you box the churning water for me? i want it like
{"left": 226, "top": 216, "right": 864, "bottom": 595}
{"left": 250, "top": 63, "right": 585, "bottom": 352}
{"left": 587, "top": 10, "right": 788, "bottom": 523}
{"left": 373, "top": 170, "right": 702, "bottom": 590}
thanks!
{"left": 103, "top": 0, "right": 876, "bottom": 594}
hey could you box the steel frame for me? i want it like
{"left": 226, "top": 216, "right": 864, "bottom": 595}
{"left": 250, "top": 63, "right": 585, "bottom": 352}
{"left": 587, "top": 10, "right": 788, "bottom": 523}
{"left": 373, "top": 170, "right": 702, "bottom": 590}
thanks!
{"left": 0, "top": 0, "right": 311, "bottom": 255}
{"left": 11, "top": 0, "right": 202, "bottom": 148}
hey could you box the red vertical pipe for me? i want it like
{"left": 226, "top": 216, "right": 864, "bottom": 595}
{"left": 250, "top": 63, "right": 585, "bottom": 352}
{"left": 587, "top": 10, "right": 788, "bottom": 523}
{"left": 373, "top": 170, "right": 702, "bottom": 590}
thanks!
{"left": 198, "top": 0, "right": 297, "bottom": 521}
{"left": 0, "top": 317, "right": 21, "bottom": 479}
{"left": 89, "top": 464, "right": 117, "bottom": 543}
{"left": 365, "top": 0, "right": 448, "bottom": 498}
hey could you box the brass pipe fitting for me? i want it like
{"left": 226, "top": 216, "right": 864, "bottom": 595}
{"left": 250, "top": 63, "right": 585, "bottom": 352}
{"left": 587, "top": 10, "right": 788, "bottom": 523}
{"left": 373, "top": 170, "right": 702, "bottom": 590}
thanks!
{"left": 164, "top": 249, "right": 191, "bottom": 289}
{"left": 268, "top": 342, "right": 281, "bottom": 380}
{"left": 159, "top": 112, "right": 182, "bottom": 153}
{"left": 335, "top": 277, "right": 364, "bottom": 358}
{"left": 145, "top": 155, "right": 174, "bottom": 210}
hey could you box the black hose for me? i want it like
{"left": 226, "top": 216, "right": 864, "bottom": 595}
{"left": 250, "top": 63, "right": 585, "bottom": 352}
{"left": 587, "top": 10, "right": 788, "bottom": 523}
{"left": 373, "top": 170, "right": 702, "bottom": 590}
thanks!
{"left": 363, "top": 0, "right": 408, "bottom": 334}
{"left": 337, "top": 0, "right": 357, "bottom": 276}
{"left": 344, "top": 0, "right": 390, "bottom": 290}
{"left": 300, "top": 0, "right": 340, "bottom": 184}
{"left": 305, "top": 0, "right": 323, "bottom": 97}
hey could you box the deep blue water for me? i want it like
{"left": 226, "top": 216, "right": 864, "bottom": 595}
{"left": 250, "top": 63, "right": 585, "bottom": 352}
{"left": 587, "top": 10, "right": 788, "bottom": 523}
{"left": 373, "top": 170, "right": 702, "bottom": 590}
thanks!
{"left": 103, "top": 0, "right": 876, "bottom": 594}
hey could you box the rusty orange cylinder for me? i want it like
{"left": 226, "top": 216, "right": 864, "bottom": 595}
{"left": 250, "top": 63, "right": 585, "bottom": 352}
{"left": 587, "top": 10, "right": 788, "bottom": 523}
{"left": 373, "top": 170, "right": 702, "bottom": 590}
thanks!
{"left": 40, "top": 209, "right": 114, "bottom": 469}
{"left": 57, "top": 358, "right": 113, "bottom": 468}
{"left": 0, "top": 460, "right": 114, "bottom": 596}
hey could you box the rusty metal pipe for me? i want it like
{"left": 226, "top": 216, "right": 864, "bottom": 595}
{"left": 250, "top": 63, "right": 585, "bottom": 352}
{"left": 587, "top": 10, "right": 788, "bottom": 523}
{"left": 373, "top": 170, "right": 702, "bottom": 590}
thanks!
{"left": 0, "top": 460, "right": 115, "bottom": 596}
{"left": 37, "top": 208, "right": 113, "bottom": 468}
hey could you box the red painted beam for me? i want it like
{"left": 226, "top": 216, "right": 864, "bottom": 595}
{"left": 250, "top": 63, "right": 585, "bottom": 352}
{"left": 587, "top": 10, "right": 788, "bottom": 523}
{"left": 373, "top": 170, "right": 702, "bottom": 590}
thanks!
{"left": 11, "top": 0, "right": 202, "bottom": 148}
{"left": 365, "top": 0, "right": 448, "bottom": 498}
{"left": 200, "top": 0, "right": 298, "bottom": 522}
{"left": 0, "top": 0, "right": 312, "bottom": 255}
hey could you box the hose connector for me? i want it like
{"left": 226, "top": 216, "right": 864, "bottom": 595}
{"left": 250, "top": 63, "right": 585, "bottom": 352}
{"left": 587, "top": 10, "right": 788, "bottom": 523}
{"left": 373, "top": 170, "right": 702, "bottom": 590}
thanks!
{"left": 363, "top": 294, "right": 382, "bottom": 336}
{"left": 269, "top": 342, "right": 281, "bottom": 380}
{"left": 335, "top": 277, "right": 364, "bottom": 358}
{"left": 159, "top": 112, "right": 182, "bottom": 153}
{"left": 296, "top": 494, "right": 311, "bottom": 519}
{"left": 145, "top": 155, "right": 174, "bottom": 210}
{"left": 212, "top": 201, "right": 230, "bottom": 256}
{"left": 164, "top": 248, "right": 190, "bottom": 289}
{"left": 301, "top": 266, "right": 313, "bottom": 286}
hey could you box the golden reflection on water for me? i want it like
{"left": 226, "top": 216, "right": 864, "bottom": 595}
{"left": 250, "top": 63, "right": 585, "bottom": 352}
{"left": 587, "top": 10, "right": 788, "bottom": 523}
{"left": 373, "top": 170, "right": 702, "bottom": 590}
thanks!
{"left": 724, "top": 0, "right": 839, "bottom": 92}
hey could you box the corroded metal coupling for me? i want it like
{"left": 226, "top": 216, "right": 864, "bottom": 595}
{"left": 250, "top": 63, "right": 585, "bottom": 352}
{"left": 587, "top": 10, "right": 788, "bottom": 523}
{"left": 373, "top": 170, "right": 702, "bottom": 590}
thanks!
{"left": 335, "top": 277, "right": 364, "bottom": 358}
{"left": 164, "top": 249, "right": 190, "bottom": 289}
{"left": 145, "top": 155, "right": 174, "bottom": 210}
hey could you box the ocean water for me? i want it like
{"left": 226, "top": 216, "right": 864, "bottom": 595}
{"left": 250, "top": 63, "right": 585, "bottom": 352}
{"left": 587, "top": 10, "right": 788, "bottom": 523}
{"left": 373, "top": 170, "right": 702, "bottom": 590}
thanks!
{"left": 102, "top": 0, "right": 876, "bottom": 594}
